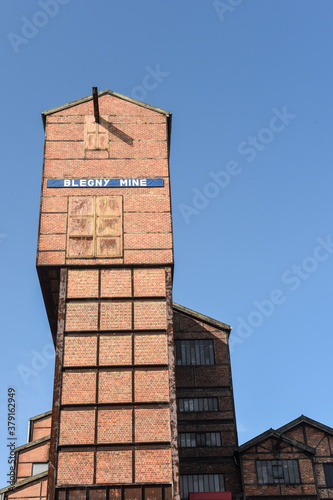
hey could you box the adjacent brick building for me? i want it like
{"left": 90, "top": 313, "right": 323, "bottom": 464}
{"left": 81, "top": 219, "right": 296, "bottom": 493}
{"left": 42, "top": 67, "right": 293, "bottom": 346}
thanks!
{"left": 0, "top": 91, "right": 332, "bottom": 500}
{"left": 238, "top": 415, "right": 333, "bottom": 499}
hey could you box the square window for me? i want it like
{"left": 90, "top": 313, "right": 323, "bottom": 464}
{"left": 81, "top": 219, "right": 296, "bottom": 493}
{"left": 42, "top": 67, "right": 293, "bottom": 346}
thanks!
{"left": 32, "top": 462, "right": 48, "bottom": 475}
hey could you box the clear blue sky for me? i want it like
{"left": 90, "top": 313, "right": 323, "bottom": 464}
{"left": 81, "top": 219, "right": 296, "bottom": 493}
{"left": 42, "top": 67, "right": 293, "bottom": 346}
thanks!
{"left": 1, "top": 0, "right": 333, "bottom": 484}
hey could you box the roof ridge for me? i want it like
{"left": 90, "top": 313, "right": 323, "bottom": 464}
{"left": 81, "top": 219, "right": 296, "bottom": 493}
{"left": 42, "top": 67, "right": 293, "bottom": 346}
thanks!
{"left": 173, "top": 302, "right": 232, "bottom": 332}
{"left": 41, "top": 89, "right": 171, "bottom": 122}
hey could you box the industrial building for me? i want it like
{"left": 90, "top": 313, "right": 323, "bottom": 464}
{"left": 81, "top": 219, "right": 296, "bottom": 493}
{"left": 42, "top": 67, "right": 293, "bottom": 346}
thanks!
{"left": 0, "top": 91, "right": 332, "bottom": 500}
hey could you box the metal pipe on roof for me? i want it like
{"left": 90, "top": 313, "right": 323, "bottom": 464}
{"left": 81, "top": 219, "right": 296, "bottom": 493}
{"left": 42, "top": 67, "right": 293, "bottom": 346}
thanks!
{"left": 92, "top": 86, "right": 99, "bottom": 123}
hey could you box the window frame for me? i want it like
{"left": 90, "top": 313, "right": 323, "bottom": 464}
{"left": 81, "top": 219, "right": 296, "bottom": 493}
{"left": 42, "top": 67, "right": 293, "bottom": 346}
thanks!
{"left": 256, "top": 459, "right": 301, "bottom": 485}
{"left": 177, "top": 397, "right": 219, "bottom": 412}
{"left": 32, "top": 462, "right": 49, "bottom": 475}
{"left": 324, "top": 463, "right": 333, "bottom": 488}
{"left": 178, "top": 432, "right": 222, "bottom": 448}
{"left": 175, "top": 339, "right": 215, "bottom": 366}
{"left": 180, "top": 473, "right": 225, "bottom": 499}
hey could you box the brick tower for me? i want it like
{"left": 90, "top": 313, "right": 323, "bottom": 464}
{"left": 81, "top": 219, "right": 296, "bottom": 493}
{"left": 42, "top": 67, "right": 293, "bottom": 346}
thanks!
{"left": 36, "top": 90, "right": 179, "bottom": 500}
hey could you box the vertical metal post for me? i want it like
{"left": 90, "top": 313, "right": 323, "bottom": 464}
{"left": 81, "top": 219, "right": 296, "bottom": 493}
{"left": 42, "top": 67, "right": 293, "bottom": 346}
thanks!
{"left": 92, "top": 87, "right": 100, "bottom": 123}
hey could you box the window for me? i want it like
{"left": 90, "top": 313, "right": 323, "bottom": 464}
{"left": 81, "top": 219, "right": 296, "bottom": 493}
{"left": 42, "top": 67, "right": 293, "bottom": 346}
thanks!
{"left": 175, "top": 340, "right": 214, "bottom": 366}
{"left": 324, "top": 463, "right": 333, "bottom": 488}
{"left": 256, "top": 460, "right": 300, "bottom": 484}
{"left": 177, "top": 397, "right": 218, "bottom": 412}
{"left": 32, "top": 462, "right": 48, "bottom": 475}
{"left": 179, "top": 432, "right": 222, "bottom": 447}
{"left": 180, "top": 474, "right": 225, "bottom": 499}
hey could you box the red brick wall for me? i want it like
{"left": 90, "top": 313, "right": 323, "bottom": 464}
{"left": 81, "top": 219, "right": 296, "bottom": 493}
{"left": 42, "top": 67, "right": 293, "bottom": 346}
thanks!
{"left": 57, "top": 452, "right": 94, "bottom": 485}
{"left": 241, "top": 438, "right": 317, "bottom": 497}
{"left": 97, "top": 409, "right": 132, "bottom": 443}
{"left": 135, "top": 408, "right": 171, "bottom": 442}
{"left": 61, "top": 371, "right": 96, "bottom": 404}
{"left": 63, "top": 335, "right": 97, "bottom": 366}
{"left": 30, "top": 415, "right": 52, "bottom": 441}
{"left": 6, "top": 478, "right": 48, "bottom": 500}
{"left": 53, "top": 266, "right": 176, "bottom": 487}
{"left": 96, "top": 450, "right": 132, "bottom": 483}
{"left": 37, "top": 93, "right": 173, "bottom": 268}
{"left": 38, "top": 93, "right": 178, "bottom": 496}
{"left": 99, "top": 335, "right": 132, "bottom": 365}
{"left": 59, "top": 410, "right": 95, "bottom": 445}
{"left": 135, "top": 449, "right": 172, "bottom": 482}
{"left": 16, "top": 441, "right": 49, "bottom": 481}
{"left": 283, "top": 423, "right": 333, "bottom": 499}
{"left": 135, "top": 334, "right": 168, "bottom": 364}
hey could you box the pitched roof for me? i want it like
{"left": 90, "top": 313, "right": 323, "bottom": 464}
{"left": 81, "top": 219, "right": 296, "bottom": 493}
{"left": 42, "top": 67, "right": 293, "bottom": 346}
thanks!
{"left": 0, "top": 472, "right": 48, "bottom": 495}
{"left": 276, "top": 415, "right": 333, "bottom": 436}
{"left": 173, "top": 302, "right": 232, "bottom": 332}
{"left": 238, "top": 415, "right": 333, "bottom": 454}
{"left": 41, "top": 88, "right": 171, "bottom": 124}
{"left": 28, "top": 410, "right": 52, "bottom": 422}
{"left": 238, "top": 427, "right": 316, "bottom": 455}
{"left": 14, "top": 435, "right": 50, "bottom": 454}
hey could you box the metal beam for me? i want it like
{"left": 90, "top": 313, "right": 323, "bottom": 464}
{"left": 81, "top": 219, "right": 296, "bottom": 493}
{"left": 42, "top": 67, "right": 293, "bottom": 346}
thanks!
{"left": 92, "top": 86, "right": 99, "bottom": 123}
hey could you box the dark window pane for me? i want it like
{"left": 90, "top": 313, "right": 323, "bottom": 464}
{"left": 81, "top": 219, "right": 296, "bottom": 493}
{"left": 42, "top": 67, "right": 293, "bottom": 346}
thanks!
{"left": 257, "top": 460, "right": 300, "bottom": 484}
{"left": 175, "top": 341, "right": 181, "bottom": 365}
{"left": 208, "top": 475, "right": 215, "bottom": 492}
{"left": 180, "top": 474, "right": 225, "bottom": 499}
{"left": 324, "top": 464, "right": 333, "bottom": 487}
{"left": 175, "top": 340, "right": 215, "bottom": 366}
{"left": 177, "top": 397, "right": 218, "bottom": 412}
{"left": 195, "top": 342, "right": 201, "bottom": 365}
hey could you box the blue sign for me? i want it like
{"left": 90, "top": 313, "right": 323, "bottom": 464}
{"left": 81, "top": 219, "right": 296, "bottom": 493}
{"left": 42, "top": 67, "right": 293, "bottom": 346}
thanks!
{"left": 47, "top": 178, "right": 164, "bottom": 188}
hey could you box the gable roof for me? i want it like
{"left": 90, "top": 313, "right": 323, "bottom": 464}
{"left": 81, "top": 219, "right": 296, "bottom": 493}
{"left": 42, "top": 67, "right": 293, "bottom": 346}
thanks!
{"left": 173, "top": 302, "right": 232, "bottom": 332}
{"left": 276, "top": 415, "right": 333, "bottom": 436}
{"left": 14, "top": 435, "right": 50, "bottom": 454}
{"left": 238, "top": 427, "right": 316, "bottom": 455}
{"left": 41, "top": 88, "right": 171, "bottom": 126}
{"left": 238, "top": 415, "right": 333, "bottom": 454}
{"left": 29, "top": 410, "right": 52, "bottom": 422}
{"left": 0, "top": 472, "right": 48, "bottom": 495}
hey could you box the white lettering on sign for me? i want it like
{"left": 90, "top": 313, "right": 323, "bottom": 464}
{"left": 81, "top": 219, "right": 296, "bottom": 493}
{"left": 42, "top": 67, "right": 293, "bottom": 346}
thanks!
{"left": 47, "top": 178, "right": 164, "bottom": 188}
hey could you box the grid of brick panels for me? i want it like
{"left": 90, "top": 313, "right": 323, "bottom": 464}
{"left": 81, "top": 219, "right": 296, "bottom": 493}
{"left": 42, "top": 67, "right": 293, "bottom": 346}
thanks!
{"left": 38, "top": 193, "right": 173, "bottom": 266}
{"left": 56, "top": 267, "right": 173, "bottom": 486}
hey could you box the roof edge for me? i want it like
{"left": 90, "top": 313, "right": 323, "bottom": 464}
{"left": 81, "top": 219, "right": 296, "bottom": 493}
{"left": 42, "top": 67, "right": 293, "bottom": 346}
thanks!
{"left": 0, "top": 472, "right": 48, "bottom": 494}
{"left": 276, "top": 415, "right": 333, "bottom": 436}
{"left": 238, "top": 428, "right": 276, "bottom": 452}
{"left": 14, "top": 435, "right": 50, "bottom": 453}
{"left": 41, "top": 89, "right": 171, "bottom": 125}
{"left": 173, "top": 302, "right": 232, "bottom": 332}
{"left": 238, "top": 427, "right": 316, "bottom": 454}
{"left": 29, "top": 410, "right": 52, "bottom": 422}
